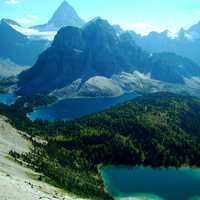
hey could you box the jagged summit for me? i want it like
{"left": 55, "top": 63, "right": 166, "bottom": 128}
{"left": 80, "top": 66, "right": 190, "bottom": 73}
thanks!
{"left": 32, "top": 0, "right": 85, "bottom": 31}
{"left": 18, "top": 18, "right": 147, "bottom": 95}
{"left": 47, "top": 0, "right": 84, "bottom": 27}
{"left": 83, "top": 17, "right": 116, "bottom": 37}
{"left": 83, "top": 17, "right": 110, "bottom": 28}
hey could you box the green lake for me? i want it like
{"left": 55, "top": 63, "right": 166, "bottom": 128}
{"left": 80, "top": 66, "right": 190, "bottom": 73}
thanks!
{"left": 100, "top": 166, "right": 200, "bottom": 200}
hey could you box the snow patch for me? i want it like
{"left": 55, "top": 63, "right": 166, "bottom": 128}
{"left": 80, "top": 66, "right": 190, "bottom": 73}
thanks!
{"left": 73, "top": 49, "right": 83, "bottom": 53}
{"left": 10, "top": 25, "right": 56, "bottom": 41}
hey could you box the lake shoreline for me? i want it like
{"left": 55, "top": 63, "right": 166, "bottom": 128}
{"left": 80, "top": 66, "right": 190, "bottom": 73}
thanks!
{"left": 99, "top": 165, "right": 200, "bottom": 200}
{"left": 27, "top": 93, "right": 138, "bottom": 121}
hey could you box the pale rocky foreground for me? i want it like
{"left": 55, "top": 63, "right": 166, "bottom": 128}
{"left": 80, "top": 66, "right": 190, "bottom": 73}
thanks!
{"left": 0, "top": 115, "right": 86, "bottom": 200}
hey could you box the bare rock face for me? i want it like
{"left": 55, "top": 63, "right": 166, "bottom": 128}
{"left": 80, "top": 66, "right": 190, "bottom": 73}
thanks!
{"left": 0, "top": 115, "right": 30, "bottom": 154}
{"left": 18, "top": 18, "right": 150, "bottom": 95}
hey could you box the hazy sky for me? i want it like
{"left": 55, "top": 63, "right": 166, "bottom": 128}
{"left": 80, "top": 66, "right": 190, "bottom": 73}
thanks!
{"left": 1, "top": 0, "right": 200, "bottom": 35}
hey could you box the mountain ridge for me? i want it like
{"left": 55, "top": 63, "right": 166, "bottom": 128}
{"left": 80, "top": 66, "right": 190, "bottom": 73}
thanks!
{"left": 18, "top": 18, "right": 200, "bottom": 97}
{"left": 0, "top": 19, "right": 49, "bottom": 66}
{"left": 127, "top": 20, "right": 200, "bottom": 65}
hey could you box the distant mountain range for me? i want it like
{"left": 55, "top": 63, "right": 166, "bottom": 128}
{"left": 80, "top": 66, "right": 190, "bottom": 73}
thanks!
{"left": 1, "top": 0, "right": 200, "bottom": 98}
{"left": 0, "top": 0, "right": 85, "bottom": 71}
{"left": 0, "top": 19, "right": 49, "bottom": 66}
{"left": 18, "top": 18, "right": 200, "bottom": 98}
{"left": 126, "top": 21, "right": 200, "bottom": 65}
{"left": 3, "top": 1, "right": 85, "bottom": 41}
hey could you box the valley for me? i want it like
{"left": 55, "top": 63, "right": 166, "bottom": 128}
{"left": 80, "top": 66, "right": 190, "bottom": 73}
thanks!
{"left": 1, "top": 92, "right": 200, "bottom": 200}
{"left": 1, "top": 1, "right": 200, "bottom": 200}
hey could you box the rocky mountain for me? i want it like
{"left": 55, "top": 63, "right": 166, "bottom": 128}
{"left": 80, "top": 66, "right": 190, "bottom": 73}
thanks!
{"left": 32, "top": 1, "right": 85, "bottom": 32}
{"left": 128, "top": 20, "right": 200, "bottom": 65}
{"left": 6, "top": 1, "right": 85, "bottom": 41}
{"left": 18, "top": 18, "right": 200, "bottom": 97}
{"left": 113, "top": 24, "right": 124, "bottom": 35}
{"left": 0, "top": 19, "right": 49, "bottom": 66}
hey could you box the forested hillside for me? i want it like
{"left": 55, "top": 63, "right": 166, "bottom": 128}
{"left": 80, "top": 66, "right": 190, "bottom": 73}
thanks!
{"left": 1, "top": 92, "right": 200, "bottom": 200}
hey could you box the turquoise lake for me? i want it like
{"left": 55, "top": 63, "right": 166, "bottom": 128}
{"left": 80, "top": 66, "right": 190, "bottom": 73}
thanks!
{"left": 100, "top": 166, "right": 200, "bottom": 200}
{"left": 0, "top": 93, "right": 17, "bottom": 105}
{"left": 27, "top": 93, "right": 138, "bottom": 121}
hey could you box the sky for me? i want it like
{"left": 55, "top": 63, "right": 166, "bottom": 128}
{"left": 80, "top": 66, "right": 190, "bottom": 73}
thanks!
{"left": 1, "top": 0, "right": 200, "bottom": 35}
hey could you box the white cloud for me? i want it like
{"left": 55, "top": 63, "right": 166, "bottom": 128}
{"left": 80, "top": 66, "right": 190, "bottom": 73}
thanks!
{"left": 179, "top": 10, "right": 200, "bottom": 17}
{"left": 16, "top": 17, "right": 32, "bottom": 24}
{"left": 178, "top": 12, "right": 190, "bottom": 17}
{"left": 121, "top": 22, "right": 163, "bottom": 35}
{"left": 4, "top": 0, "right": 21, "bottom": 5}
{"left": 26, "top": 14, "right": 39, "bottom": 20}
{"left": 124, "top": 23, "right": 153, "bottom": 30}
{"left": 195, "top": 10, "right": 200, "bottom": 14}
{"left": 16, "top": 14, "right": 39, "bottom": 25}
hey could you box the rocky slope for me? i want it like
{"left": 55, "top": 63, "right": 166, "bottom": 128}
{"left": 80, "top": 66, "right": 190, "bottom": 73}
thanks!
{"left": 0, "top": 115, "right": 86, "bottom": 200}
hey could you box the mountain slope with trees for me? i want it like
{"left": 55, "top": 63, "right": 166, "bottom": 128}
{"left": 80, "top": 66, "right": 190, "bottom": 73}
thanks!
{"left": 2, "top": 92, "right": 200, "bottom": 200}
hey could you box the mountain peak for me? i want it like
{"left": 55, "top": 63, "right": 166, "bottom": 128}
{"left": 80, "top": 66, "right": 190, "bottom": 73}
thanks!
{"left": 83, "top": 17, "right": 114, "bottom": 32}
{"left": 32, "top": 1, "right": 85, "bottom": 31}
{"left": 0, "top": 19, "right": 22, "bottom": 35}
{"left": 83, "top": 17, "right": 117, "bottom": 43}
{"left": 51, "top": 0, "right": 75, "bottom": 18}
{"left": 59, "top": 0, "right": 71, "bottom": 7}
{"left": 47, "top": 0, "right": 85, "bottom": 28}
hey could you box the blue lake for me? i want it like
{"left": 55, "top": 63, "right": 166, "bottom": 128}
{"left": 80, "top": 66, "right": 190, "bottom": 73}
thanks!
{"left": 100, "top": 166, "right": 200, "bottom": 200}
{"left": 27, "top": 93, "right": 138, "bottom": 121}
{"left": 0, "top": 93, "right": 17, "bottom": 105}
